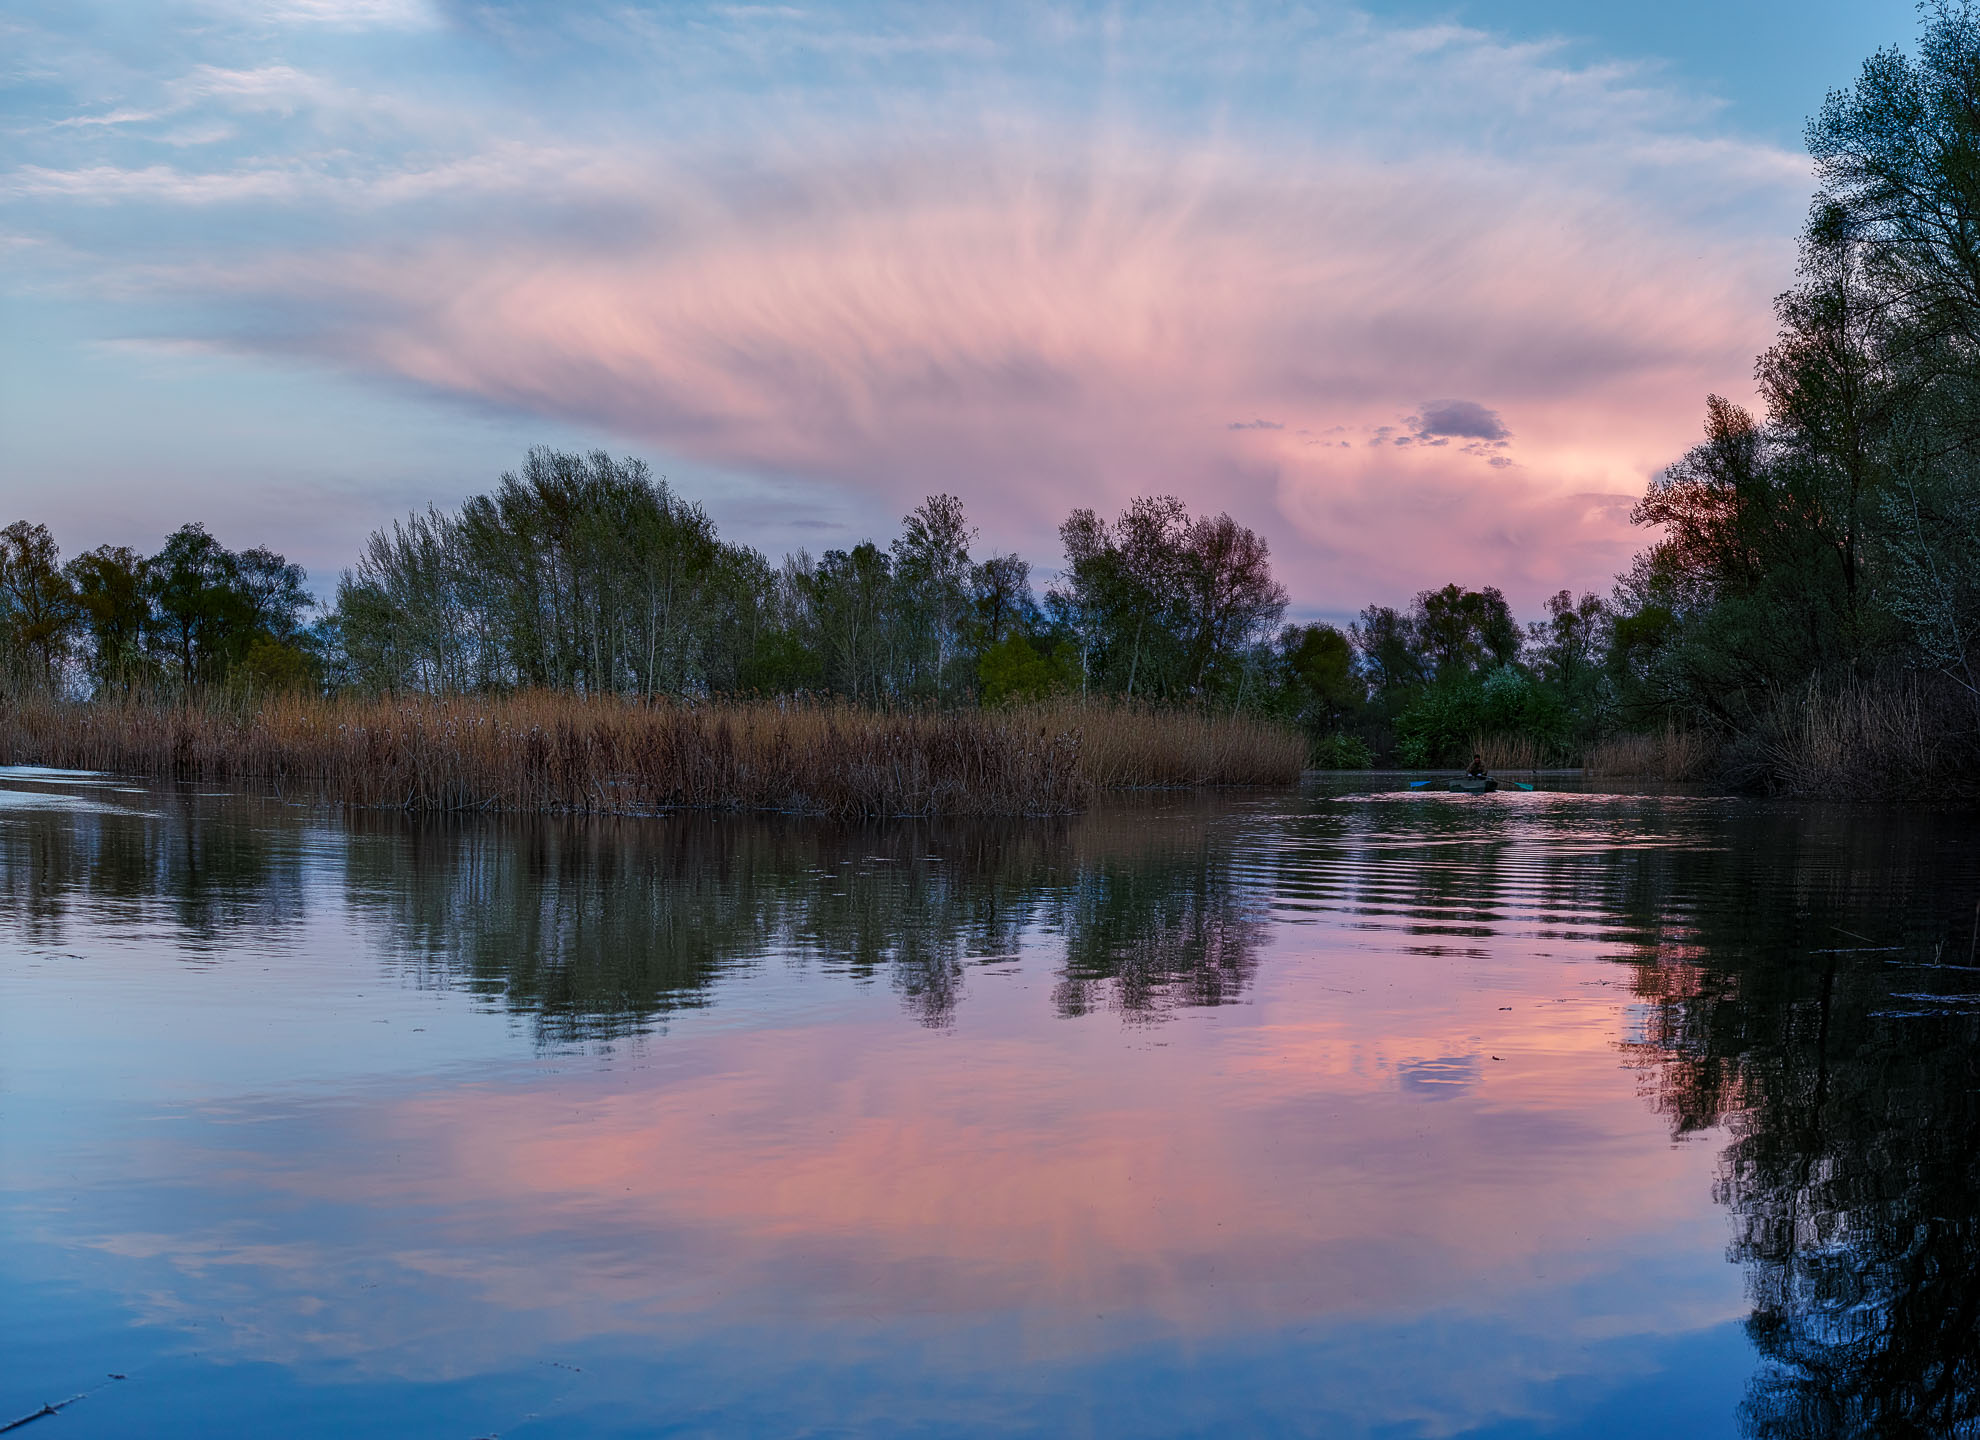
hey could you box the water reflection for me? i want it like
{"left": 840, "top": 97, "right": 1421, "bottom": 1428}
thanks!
{"left": 0, "top": 777, "right": 310, "bottom": 950}
{"left": 2, "top": 771, "right": 1978, "bottom": 1438}
{"left": 1601, "top": 807, "right": 1980, "bottom": 1439}
{"left": 0, "top": 783, "right": 1276, "bottom": 1038}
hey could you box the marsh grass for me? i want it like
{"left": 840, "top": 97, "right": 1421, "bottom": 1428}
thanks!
{"left": 1473, "top": 733, "right": 1544, "bottom": 773}
{"left": 0, "top": 693, "right": 1306, "bottom": 818}
{"left": 1028, "top": 700, "right": 1309, "bottom": 788}
{"left": 1584, "top": 726, "right": 1718, "bottom": 782}
{"left": 1738, "top": 677, "right": 1978, "bottom": 799}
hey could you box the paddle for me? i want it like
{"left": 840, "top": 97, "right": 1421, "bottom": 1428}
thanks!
{"left": 1408, "top": 780, "right": 1431, "bottom": 789}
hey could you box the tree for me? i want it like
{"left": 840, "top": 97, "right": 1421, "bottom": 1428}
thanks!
{"left": 1757, "top": 203, "right": 1896, "bottom": 635}
{"left": 968, "top": 549, "right": 1031, "bottom": 640}
{"left": 142, "top": 524, "right": 314, "bottom": 692}
{"left": 1277, "top": 623, "right": 1363, "bottom": 733}
{"left": 892, "top": 494, "right": 975, "bottom": 701}
{"left": 806, "top": 543, "right": 895, "bottom": 703}
{"left": 1177, "top": 513, "right": 1288, "bottom": 693}
{"left": 1350, "top": 605, "right": 1423, "bottom": 700}
{"left": 1410, "top": 583, "right": 1520, "bottom": 681}
{"left": 1528, "top": 590, "right": 1610, "bottom": 699}
{"left": 0, "top": 521, "right": 79, "bottom": 690}
{"left": 1049, "top": 496, "right": 1284, "bottom": 703}
{"left": 66, "top": 545, "right": 150, "bottom": 694}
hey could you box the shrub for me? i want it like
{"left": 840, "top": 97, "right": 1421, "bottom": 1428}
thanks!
{"left": 1392, "top": 667, "right": 1571, "bottom": 767}
{"left": 977, "top": 635, "right": 1078, "bottom": 704}
{"left": 1310, "top": 731, "right": 1373, "bottom": 769}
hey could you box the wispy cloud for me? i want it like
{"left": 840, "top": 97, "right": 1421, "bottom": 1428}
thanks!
{"left": 201, "top": 0, "right": 439, "bottom": 30}
{"left": 1, "top": 1, "right": 1812, "bottom": 608}
{"left": 191, "top": 137, "right": 1780, "bottom": 603}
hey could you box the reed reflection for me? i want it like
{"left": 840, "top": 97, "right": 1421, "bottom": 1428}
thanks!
{"left": 0, "top": 778, "right": 309, "bottom": 950}
{"left": 343, "top": 802, "right": 1273, "bottom": 1037}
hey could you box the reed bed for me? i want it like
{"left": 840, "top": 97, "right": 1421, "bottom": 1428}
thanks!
{"left": 0, "top": 692, "right": 1306, "bottom": 818}
{"left": 1583, "top": 725, "right": 1718, "bottom": 781}
{"left": 1018, "top": 700, "right": 1309, "bottom": 788}
{"left": 1473, "top": 732, "right": 1544, "bottom": 773}
{"left": 1744, "top": 677, "right": 1976, "bottom": 799}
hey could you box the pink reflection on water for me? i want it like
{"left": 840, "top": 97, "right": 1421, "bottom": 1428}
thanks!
{"left": 177, "top": 935, "right": 1735, "bottom": 1354}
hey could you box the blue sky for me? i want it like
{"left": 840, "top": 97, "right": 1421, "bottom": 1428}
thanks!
{"left": 0, "top": 0, "right": 1921, "bottom": 614}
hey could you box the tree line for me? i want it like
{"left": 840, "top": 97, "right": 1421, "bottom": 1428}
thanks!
{"left": 0, "top": 520, "right": 313, "bottom": 697}
{"left": 0, "top": 465, "right": 1634, "bottom": 768}
{"left": 329, "top": 448, "right": 1300, "bottom": 710}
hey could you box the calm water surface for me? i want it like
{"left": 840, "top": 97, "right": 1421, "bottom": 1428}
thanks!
{"left": 2, "top": 769, "right": 1977, "bottom": 1438}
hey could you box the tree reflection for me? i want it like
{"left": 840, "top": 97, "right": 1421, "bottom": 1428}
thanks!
{"left": 1616, "top": 807, "right": 1980, "bottom": 1439}
{"left": 339, "top": 800, "right": 1273, "bottom": 1039}
{"left": 0, "top": 784, "right": 1271, "bottom": 1034}
{"left": 0, "top": 781, "right": 308, "bottom": 949}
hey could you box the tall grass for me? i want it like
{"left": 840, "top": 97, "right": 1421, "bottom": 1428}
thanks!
{"left": 0, "top": 692, "right": 1306, "bottom": 818}
{"left": 1025, "top": 699, "right": 1309, "bottom": 788}
{"left": 1739, "top": 676, "right": 1976, "bottom": 799}
{"left": 1472, "top": 732, "right": 1543, "bottom": 773}
{"left": 1584, "top": 725, "right": 1718, "bottom": 781}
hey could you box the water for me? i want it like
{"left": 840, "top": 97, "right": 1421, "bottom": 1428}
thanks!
{"left": 2, "top": 769, "right": 1976, "bottom": 1439}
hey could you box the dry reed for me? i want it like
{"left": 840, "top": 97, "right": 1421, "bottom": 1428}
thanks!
{"left": 1020, "top": 699, "right": 1309, "bottom": 788}
{"left": 1473, "top": 733, "right": 1543, "bottom": 773}
{"left": 1583, "top": 725, "right": 1717, "bottom": 781}
{"left": 0, "top": 692, "right": 1306, "bottom": 818}
{"left": 1748, "top": 677, "right": 1974, "bottom": 798}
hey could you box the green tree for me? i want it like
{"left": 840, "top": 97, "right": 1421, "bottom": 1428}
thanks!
{"left": 65, "top": 545, "right": 151, "bottom": 694}
{"left": 1410, "top": 583, "right": 1521, "bottom": 681}
{"left": 892, "top": 494, "right": 975, "bottom": 702}
{"left": 0, "top": 521, "right": 79, "bottom": 690}
{"left": 1050, "top": 496, "right": 1284, "bottom": 703}
{"left": 805, "top": 543, "right": 895, "bottom": 703}
{"left": 1277, "top": 623, "right": 1362, "bottom": 729}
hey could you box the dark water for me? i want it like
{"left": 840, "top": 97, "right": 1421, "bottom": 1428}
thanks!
{"left": 2, "top": 768, "right": 1977, "bottom": 1439}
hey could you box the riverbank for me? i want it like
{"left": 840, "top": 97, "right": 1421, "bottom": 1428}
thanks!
{"left": 0, "top": 694, "right": 1307, "bottom": 819}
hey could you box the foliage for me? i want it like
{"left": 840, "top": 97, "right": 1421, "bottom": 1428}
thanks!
{"left": 0, "top": 519, "right": 314, "bottom": 697}
{"left": 1392, "top": 665, "right": 1572, "bottom": 768}
{"left": 1309, "top": 731, "right": 1373, "bottom": 769}
{"left": 977, "top": 634, "right": 1078, "bottom": 704}
{"left": 331, "top": 457, "right": 1290, "bottom": 718}
{"left": 0, "top": 521, "right": 79, "bottom": 689}
{"left": 1050, "top": 496, "right": 1287, "bottom": 701}
{"left": 1611, "top": 1, "right": 1980, "bottom": 772}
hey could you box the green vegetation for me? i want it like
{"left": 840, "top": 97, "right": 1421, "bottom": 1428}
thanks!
{"left": 0, "top": 520, "right": 315, "bottom": 696}
{"left": 1604, "top": 2, "right": 1980, "bottom": 791}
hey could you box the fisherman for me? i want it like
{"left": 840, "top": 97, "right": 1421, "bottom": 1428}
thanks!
{"left": 1466, "top": 751, "right": 1488, "bottom": 779}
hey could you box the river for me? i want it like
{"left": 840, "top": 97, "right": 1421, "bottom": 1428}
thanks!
{"left": 2, "top": 768, "right": 1976, "bottom": 1438}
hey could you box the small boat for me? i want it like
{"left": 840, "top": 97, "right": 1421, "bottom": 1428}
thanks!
{"left": 1448, "top": 776, "right": 1499, "bottom": 793}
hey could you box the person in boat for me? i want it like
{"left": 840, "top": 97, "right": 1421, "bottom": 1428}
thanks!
{"left": 1466, "top": 752, "right": 1488, "bottom": 778}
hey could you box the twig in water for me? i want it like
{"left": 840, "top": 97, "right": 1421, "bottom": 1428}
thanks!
{"left": 0, "top": 1375, "right": 126, "bottom": 1433}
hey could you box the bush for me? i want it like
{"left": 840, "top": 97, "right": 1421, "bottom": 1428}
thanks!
{"left": 1310, "top": 731, "right": 1373, "bottom": 768}
{"left": 978, "top": 634, "right": 1078, "bottom": 704}
{"left": 1392, "top": 666, "right": 1571, "bottom": 767}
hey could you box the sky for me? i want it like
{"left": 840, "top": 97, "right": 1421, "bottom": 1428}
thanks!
{"left": 0, "top": 0, "right": 1921, "bottom": 619}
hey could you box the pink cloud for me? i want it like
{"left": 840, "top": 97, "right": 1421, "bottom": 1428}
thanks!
{"left": 212, "top": 136, "right": 1791, "bottom": 611}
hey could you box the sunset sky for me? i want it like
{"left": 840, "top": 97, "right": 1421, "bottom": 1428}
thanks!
{"left": 1, "top": 0, "right": 1916, "bottom": 619}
